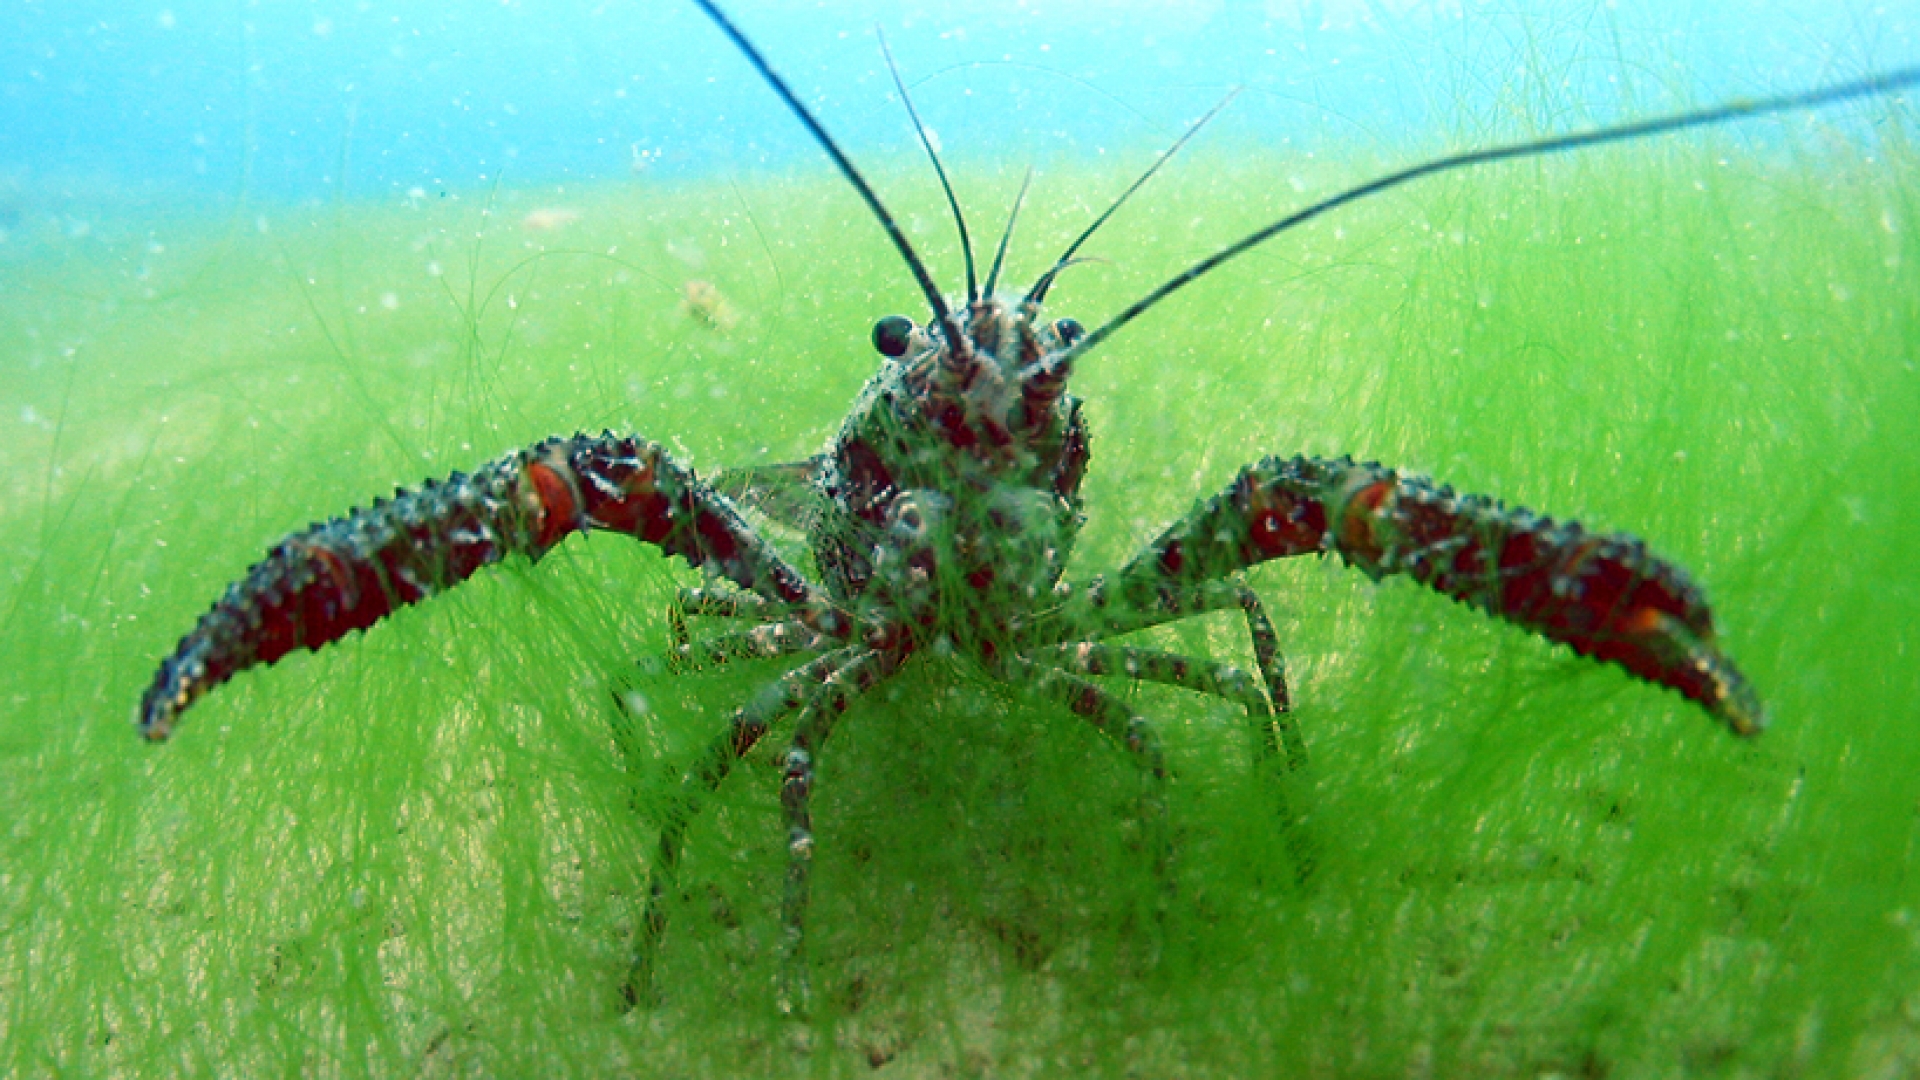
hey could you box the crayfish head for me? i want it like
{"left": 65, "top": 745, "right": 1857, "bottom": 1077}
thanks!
{"left": 868, "top": 294, "right": 1087, "bottom": 442}
{"left": 823, "top": 298, "right": 1091, "bottom": 615}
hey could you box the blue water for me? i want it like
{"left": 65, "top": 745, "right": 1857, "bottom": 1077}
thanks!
{"left": 1, "top": 0, "right": 1913, "bottom": 210}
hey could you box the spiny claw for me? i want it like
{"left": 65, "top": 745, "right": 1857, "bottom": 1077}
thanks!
{"left": 1694, "top": 645, "right": 1766, "bottom": 737}
{"left": 1646, "top": 612, "right": 1764, "bottom": 737}
{"left": 138, "top": 650, "right": 207, "bottom": 741}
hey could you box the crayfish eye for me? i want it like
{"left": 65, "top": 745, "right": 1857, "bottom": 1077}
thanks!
{"left": 1052, "top": 318, "right": 1085, "bottom": 348}
{"left": 872, "top": 315, "right": 915, "bottom": 358}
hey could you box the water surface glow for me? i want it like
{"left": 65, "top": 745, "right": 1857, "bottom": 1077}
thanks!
{"left": 2, "top": 0, "right": 1911, "bottom": 207}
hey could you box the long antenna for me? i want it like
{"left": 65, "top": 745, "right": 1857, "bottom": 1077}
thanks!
{"left": 691, "top": 0, "right": 958, "bottom": 336}
{"left": 880, "top": 31, "right": 978, "bottom": 304}
{"left": 1026, "top": 89, "right": 1240, "bottom": 305}
{"left": 1055, "top": 64, "right": 1920, "bottom": 365}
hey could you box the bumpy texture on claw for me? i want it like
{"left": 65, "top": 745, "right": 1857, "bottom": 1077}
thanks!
{"left": 138, "top": 433, "right": 818, "bottom": 740}
{"left": 1118, "top": 454, "right": 1764, "bottom": 735}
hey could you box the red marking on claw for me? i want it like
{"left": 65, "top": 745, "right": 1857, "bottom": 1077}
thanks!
{"left": 600, "top": 491, "right": 675, "bottom": 542}
{"left": 1157, "top": 541, "right": 1186, "bottom": 575}
{"left": 1243, "top": 478, "right": 1326, "bottom": 558}
{"left": 1618, "top": 605, "right": 1667, "bottom": 637}
{"left": 526, "top": 462, "right": 577, "bottom": 552}
{"left": 1495, "top": 528, "right": 1550, "bottom": 617}
{"left": 694, "top": 512, "right": 741, "bottom": 563}
{"left": 1339, "top": 481, "right": 1395, "bottom": 562}
{"left": 1446, "top": 537, "right": 1487, "bottom": 587}
{"left": 581, "top": 457, "right": 673, "bottom": 542}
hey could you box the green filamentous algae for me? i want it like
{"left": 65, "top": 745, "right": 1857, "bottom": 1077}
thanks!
{"left": 2, "top": 126, "right": 1915, "bottom": 1075}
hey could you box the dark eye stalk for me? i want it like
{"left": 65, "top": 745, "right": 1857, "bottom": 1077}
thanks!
{"left": 873, "top": 315, "right": 916, "bottom": 358}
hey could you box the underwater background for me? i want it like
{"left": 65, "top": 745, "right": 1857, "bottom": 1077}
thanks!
{"left": 3, "top": 1, "right": 1918, "bottom": 1076}
{"left": 4, "top": 0, "right": 1912, "bottom": 203}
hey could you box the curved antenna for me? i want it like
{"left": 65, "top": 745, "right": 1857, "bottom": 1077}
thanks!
{"left": 880, "top": 31, "right": 978, "bottom": 304}
{"left": 1061, "top": 64, "right": 1920, "bottom": 365}
{"left": 691, "top": 0, "right": 957, "bottom": 334}
{"left": 984, "top": 167, "right": 1035, "bottom": 297}
{"left": 1027, "top": 89, "right": 1240, "bottom": 305}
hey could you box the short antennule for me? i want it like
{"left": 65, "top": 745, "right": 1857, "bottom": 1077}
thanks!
{"left": 984, "top": 167, "right": 1035, "bottom": 297}
{"left": 1027, "top": 89, "right": 1241, "bottom": 305}
{"left": 690, "top": 0, "right": 959, "bottom": 337}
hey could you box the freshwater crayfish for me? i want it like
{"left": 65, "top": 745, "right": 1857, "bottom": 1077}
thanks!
{"left": 136, "top": 0, "right": 1920, "bottom": 1010}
